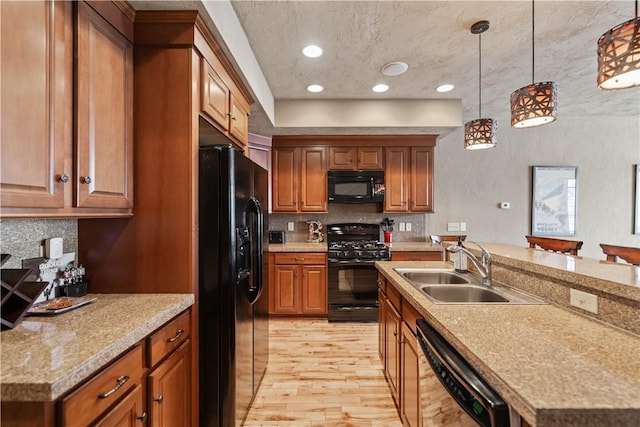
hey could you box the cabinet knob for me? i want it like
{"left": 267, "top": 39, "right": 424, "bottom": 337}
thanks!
{"left": 231, "top": 116, "right": 237, "bottom": 121}
{"left": 393, "top": 332, "right": 398, "bottom": 337}
{"left": 58, "top": 174, "right": 69, "bottom": 183}
{"left": 137, "top": 412, "right": 148, "bottom": 422}
{"left": 154, "top": 395, "right": 164, "bottom": 404}
{"left": 82, "top": 176, "right": 92, "bottom": 184}
{"left": 398, "top": 339, "right": 404, "bottom": 344}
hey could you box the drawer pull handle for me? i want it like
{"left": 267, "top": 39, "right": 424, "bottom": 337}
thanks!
{"left": 295, "top": 257, "right": 305, "bottom": 261}
{"left": 137, "top": 412, "right": 148, "bottom": 422}
{"left": 154, "top": 395, "right": 164, "bottom": 404}
{"left": 98, "top": 375, "right": 129, "bottom": 399}
{"left": 167, "top": 329, "right": 184, "bottom": 343}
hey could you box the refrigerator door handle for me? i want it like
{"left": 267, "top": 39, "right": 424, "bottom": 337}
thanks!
{"left": 247, "top": 196, "right": 263, "bottom": 304}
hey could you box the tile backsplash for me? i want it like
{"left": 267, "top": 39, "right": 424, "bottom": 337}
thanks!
{"left": 0, "top": 219, "right": 78, "bottom": 268}
{"left": 269, "top": 203, "right": 431, "bottom": 242}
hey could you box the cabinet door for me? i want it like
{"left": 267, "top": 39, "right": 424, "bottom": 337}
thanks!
{"left": 299, "top": 147, "right": 327, "bottom": 212}
{"left": 384, "top": 298, "right": 401, "bottom": 405}
{"left": 384, "top": 147, "right": 409, "bottom": 212}
{"left": 148, "top": 340, "right": 191, "bottom": 427}
{"left": 272, "top": 148, "right": 299, "bottom": 212}
{"left": 273, "top": 265, "right": 298, "bottom": 314}
{"left": 328, "top": 147, "right": 355, "bottom": 170}
{"left": 76, "top": 1, "right": 133, "bottom": 209}
{"left": 301, "top": 265, "right": 327, "bottom": 314}
{"left": 200, "top": 57, "right": 230, "bottom": 130}
{"left": 378, "top": 288, "right": 386, "bottom": 362}
{"left": 94, "top": 383, "right": 146, "bottom": 427}
{"left": 0, "top": 0, "right": 70, "bottom": 208}
{"left": 401, "top": 322, "right": 420, "bottom": 427}
{"left": 410, "top": 147, "right": 434, "bottom": 212}
{"left": 357, "top": 147, "right": 384, "bottom": 170}
{"left": 229, "top": 93, "right": 249, "bottom": 147}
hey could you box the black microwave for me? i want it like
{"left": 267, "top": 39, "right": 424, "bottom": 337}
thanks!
{"left": 328, "top": 170, "right": 385, "bottom": 203}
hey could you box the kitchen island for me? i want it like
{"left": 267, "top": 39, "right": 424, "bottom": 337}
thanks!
{"left": 376, "top": 244, "right": 640, "bottom": 427}
{"left": 1, "top": 293, "right": 194, "bottom": 425}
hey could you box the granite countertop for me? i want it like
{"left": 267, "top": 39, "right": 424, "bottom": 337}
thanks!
{"left": 376, "top": 260, "right": 640, "bottom": 427}
{"left": 0, "top": 293, "right": 195, "bottom": 402}
{"left": 267, "top": 241, "right": 444, "bottom": 253}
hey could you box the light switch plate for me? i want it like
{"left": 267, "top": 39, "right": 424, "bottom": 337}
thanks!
{"left": 570, "top": 289, "right": 598, "bottom": 314}
{"left": 406, "top": 223, "right": 412, "bottom": 232}
{"left": 287, "top": 222, "right": 295, "bottom": 231}
{"left": 460, "top": 222, "right": 466, "bottom": 232}
{"left": 399, "top": 222, "right": 406, "bottom": 232}
{"left": 447, "top": 222, "right": 460, "bottom": 232}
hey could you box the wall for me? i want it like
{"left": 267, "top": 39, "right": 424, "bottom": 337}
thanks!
{"left": 0, "top": 219, "right": 78, "bottom": 268}
{"left": 270, "top": 116, "right": 639, "bottom": 259}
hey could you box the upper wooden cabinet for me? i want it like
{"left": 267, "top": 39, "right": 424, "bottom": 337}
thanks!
{"left": 199, "top": 57, "right": 250, "bottom": 150}
{"left": 329, "top": 146, "right": 383, "bottom": 170}
{"left": 0, "top": 0, "right": 134, "bottom": 217}
{"left": 272, "top": 146, "right": 327, "bottom": 213}
{"left": 384, "top": 145, "right": 434, "bottom": 213}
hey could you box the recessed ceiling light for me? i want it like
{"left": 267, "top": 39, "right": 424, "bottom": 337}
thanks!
{"left": 436, "top": 84, "right": 455, "bottom": 93}
{"left": 372, "top": 84, "right": 389, "bottom": 93}
{"left": 381, "top": 61, "right": 409, "bottom": 76}
{"left": 302, "top": 45, "right": 323, "bottom": 58}
{"left": 306, "top": 84, "right": 324, "bottom": 93}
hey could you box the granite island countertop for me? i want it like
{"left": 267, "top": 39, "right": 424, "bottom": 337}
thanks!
{"left": 267, "top": 241, "right": 444, "bottom": 253}
{"left": 376, "top": 259, "right": 640, "bottom": 427}
{"left": 0, "top": 293, "right": 194, "bottom": 402}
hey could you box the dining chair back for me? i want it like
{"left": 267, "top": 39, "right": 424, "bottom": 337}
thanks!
{"left": 525, "top": 235, "right": 583, "bottom": 255}
{"left": 599, "top": 244, "right": 640, "bottom": 266}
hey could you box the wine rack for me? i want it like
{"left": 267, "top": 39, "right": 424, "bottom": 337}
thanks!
{"left": 1, "top": 254, "right": 48, "bottom": 330}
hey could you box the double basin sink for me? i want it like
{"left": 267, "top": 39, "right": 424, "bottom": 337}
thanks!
{"left": 394, "top": 268, "right": 546, "bottom": 305}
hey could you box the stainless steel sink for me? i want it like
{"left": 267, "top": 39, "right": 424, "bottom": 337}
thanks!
{"left": 420, "top": 284, "right": 509, "bottom": 303}
{"left": 393, "top": 267, "right": 546, "bottom": 305}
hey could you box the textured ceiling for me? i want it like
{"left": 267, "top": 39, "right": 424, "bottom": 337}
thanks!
{"left": 132, "top": 1, "right": 640, "bottom": 137}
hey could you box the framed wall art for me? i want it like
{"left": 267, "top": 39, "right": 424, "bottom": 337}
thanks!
{"left": 635, "top": 164, "right": 640, "bottom": 235}
{"left": 531, "top": 166, "right": 578, "bottom": 237}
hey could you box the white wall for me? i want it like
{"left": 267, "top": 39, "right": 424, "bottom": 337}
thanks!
{"left": 429, "top": 116, "right": 640, "bottom": 258}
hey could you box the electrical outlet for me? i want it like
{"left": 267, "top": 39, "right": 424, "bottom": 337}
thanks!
{"left": 406, "top": 223, "right": 412, "bottom": 232}
{"left": 460, "top": 222, "right": 466, "bottom": 232}
{"left": 399, "top": 222, "right": 406, "bottom": 232}
{"left": 447, "top": 222, "right": 460, "bottom": 232}
{"left": 287, "top": 222, "right": 295, "bottom": 231}
{"left": 570, "top": 289, "right": 598, "bottom": 314}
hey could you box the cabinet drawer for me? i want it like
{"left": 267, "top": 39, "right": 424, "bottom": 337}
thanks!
{"left": 148, "top": 310, "right": 191, "bottom": 368}
{"left": 60, "top": 343, "right": 145, "bottom": 427}
{"left": 274, "top": 253, "right": 326, "bottom": 265}
{"left": 386, "top": 283, "right": 401, "bottom": 312}
{"left": 401, "top": 302, "right": 423, "bottom": 333}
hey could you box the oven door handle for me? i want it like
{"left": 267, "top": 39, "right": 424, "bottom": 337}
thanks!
{"left": 328, "top": 259, "right": 381, "bottom": 265}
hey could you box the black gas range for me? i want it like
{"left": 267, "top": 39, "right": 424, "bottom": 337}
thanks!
{"left": 326, "top": 223, "right": 390, "bottom": 322}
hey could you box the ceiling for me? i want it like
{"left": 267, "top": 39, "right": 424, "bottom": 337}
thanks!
{"left": 132, "top": 1, "right": 640, "bottom": 137}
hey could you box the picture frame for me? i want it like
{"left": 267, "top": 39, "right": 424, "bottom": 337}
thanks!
{"left": 531, "top": 166, "right": 578, "bottom": 237}
{"left": 635, "top": 164, "right": 640, "bottom": 235}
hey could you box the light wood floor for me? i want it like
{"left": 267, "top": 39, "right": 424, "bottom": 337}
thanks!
{"left": 244, "top": 318, "right": 403, "bottom": 427}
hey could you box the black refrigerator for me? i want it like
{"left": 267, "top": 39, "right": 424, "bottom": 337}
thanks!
{"left": 199, "top": 145, "right": 269, "bottom": 427}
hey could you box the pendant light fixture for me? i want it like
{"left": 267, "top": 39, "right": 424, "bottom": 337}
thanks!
{"left": 510, "top": 0, "right": 558, "bottom": 128}
{"left": 464, "top": 20, "right": 497, "bottom": 150}
{"left": 597, "top": 0, "right": 640, "bottom": 90}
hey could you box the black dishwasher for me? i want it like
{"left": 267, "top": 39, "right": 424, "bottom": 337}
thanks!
{"left": 416, "top": 319, "right": 510, "bottom": 427}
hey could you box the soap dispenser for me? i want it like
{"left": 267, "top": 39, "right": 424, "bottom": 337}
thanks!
{"left": 453, "top": 237, "right": 468, "bottom": 273}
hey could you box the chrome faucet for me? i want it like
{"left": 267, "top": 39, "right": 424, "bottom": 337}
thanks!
{"left": 447, "top": 241, "right": 492, "bottom": 286}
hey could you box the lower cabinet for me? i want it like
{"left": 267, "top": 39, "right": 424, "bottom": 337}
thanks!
{"left": 378, "top": 273, "right": 423, "bottom": 427}
{"left": 269, "top": 252, "right": 327, "bottom": 315}
{"left": 3, "top": 309, "right": 192, "bottom": 427}
{"left": 391, "top": 251, "right": 444, "bottom": 261}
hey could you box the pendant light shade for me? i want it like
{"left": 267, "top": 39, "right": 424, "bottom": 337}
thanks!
{"left": 464, "top": 20, "right": 496, "bottom": 150}
{"left": 510, "top": 81, "right": 558, "bottom": 128}
{"left": 597, "top": 0, "right": 640, "bottom": 90}
{"left": 510, "top": 0, "right": 558, "bottom": 128}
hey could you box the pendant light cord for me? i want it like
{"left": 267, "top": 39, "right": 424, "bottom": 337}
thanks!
{"left": 478, "top": 31, "right": 482, "bottom": 118}
{"left": 531, "top": 0, "right": 535, "bottom": 84}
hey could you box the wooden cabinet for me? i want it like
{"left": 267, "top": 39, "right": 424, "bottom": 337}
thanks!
{"left": 378, "top": 273, "right": 424, "bottom": 424}
{"left": 148, "top": 340, "right": 191, "bottom": 427}
{"left": 94, "top": 383, "right": 146, "bottom": 427}
{"left": 329, "top": 146, "right": 383, "bottom": 170}
{"left": 75, "top": 1, "right": 134, "bottom": 210}
{"left": 391, "top": 251, "right": 444, "bottom": 261}
{"left": 384, "top": 146, "right": 434, "bottom": 213}
{"left": 269, "top": 252, "right": 327, "bottom": 315}
{"left": 272, "top": 146, "right": 327, "bottom": 213}
{"left": 1, "top": 0, "right": 134, "bottom": 217}
{"left": 199, "top": 58, "right": 250, "bottom": 150}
